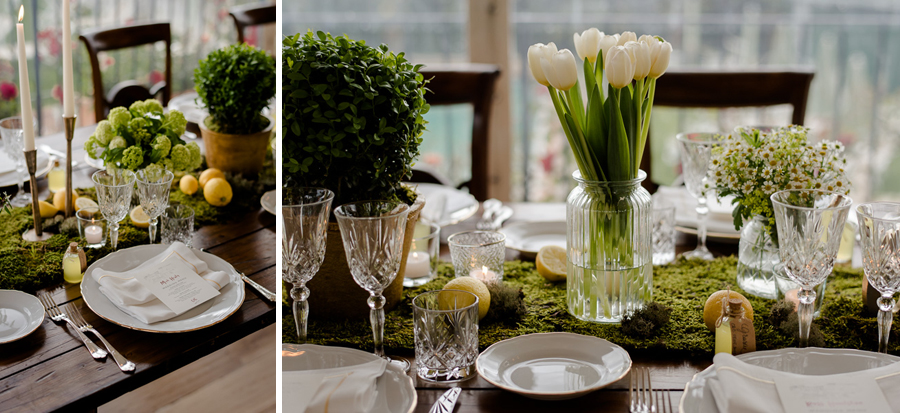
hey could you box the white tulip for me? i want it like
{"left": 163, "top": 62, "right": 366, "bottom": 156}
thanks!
{"left": 527, "top": 42, "right": 558, "bottom": 86}
{"left": 605, "top": 46, "right": 634, "bottom": 89}
{"left": 617, "top": 31, "right": 636, "bottom": 46}
{"left": 624, "top": 41, "right": 651, "bottom": 80}
{"left": 573, "top": 28, "right": 603, "bottom": 63}
{"left": 598, "top": 34, "right": 618, "bottom": 64}
{"left": 648, "top": 41, "right": 672, "bottom": 78}
{"left": 540, "top": 49, "right": 578, "bottom": 91}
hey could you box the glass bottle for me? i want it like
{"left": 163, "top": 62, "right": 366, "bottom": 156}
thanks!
{"left": 715, "top": 298, "right": 756, "bottom": 355}
{"left": 63, "top": 242, "right": 86, "bottom": 284}
{"left": 48, "top": 160, "right": 65, "bottom": 193}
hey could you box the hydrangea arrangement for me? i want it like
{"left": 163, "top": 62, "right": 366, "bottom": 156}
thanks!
{"left": 85, "top": 99, "right": 202, "bottom": 173}
{"left": 708, "top": 125, "right": 850, "bottom": 240}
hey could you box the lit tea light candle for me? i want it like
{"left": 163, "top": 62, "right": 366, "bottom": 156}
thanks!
{"left": 470, "top": 265, "right": 497, "bottom": 282}
{"left": 405, "top": 251, "right": 431, "bottom": 279}
{"left": 85, "top": 223, "right": 102, "bottom": 244}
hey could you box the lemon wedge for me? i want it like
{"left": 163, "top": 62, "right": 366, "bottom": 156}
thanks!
{"left": 536, "top": 245, "right": 567, "bottom": 282}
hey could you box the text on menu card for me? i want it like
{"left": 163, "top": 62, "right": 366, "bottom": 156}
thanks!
{"left": 774, "top": 375, "right": 891, "bottom": 413}
{"left": 133, "top": 257, "right": 220, "bottom": 315}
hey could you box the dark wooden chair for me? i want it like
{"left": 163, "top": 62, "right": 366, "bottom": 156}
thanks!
{"left": 641, "top": 68, "right": 815, "bottom": 192}
{"left": 80, "top": 23, "right": 171, "bottom": 121}
{"left": 229, "top": 3, "right": 276, "bottom": 44}
{"left": 412, "top": 64, "right": 501, "bottom": 202}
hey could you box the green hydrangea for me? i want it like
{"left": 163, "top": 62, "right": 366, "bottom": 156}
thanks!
{"left": 161, "top": 110, "right": 187, "bottom": 137}
{"left": 108, "top": 107, "right": 132, "bottom": 128}
{"left": 159, "top": 158, "right": 175, "bottom": 171}
{"left": 170, "top": 144, "right": 191, "bottom": 171}
{"left": 143, "top": 162, "right": 166, "bottom": 176}
{"left": 121, "top": 146, "right": 144, "bottom": 170}
{"left": 84, "top": 136, "right": 103, "bottom": 159}
{"left": 94, "top": 120, "right": 115, "bottom": 145}
{"left": 151, "top": 135, "right": 171, "bottom": 157}
{"left": 142, "top": 99, "right": 164, "bottom": 115}
{"left": 109, "top": 136, "right": 127, "bottom": 150}
{"left": 185, "top": 141, "right": 202, "bottom": 171}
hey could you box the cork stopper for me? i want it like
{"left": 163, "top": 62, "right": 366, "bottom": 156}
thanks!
{"left": 68, "top": 242, "right": 87, "bottom": 271}
{"left": 726, "top": 298, "right": 745, "bottom": 316}
{"left": 67, "top": 242, "right": 78, "bottom": 254}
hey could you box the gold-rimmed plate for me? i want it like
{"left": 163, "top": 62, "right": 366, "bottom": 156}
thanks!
{"left": 80, "top": 244, "right": 244, "bottom": 333}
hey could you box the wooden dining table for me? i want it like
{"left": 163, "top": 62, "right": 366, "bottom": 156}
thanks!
{"left": 0, "top": 125, "right": 276, "bottom": 412}
{"left": 406, "top": 202, "right": 738, "bottom": 413}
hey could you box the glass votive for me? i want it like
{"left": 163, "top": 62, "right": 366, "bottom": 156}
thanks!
{"left": 76, "top": 207, "right": 107, "bottom": 248}
{"left": 161, "top": 204, "right": 195, "bottom": 247}
{"left": 652, "top": 199, "right": 677, "bottom": 265}
{"left": 404, "top": 221, "right": 440, "bottom": 287}
{"left": 448, "top": 230, "right": 505, "bottom": 282}
{"left": 413, "top": 290, "right": 479, "bottom": 382}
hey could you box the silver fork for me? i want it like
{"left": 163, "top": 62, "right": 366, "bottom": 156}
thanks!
{"left": 66, "top": 303, "right": 136, "bottom": 372}
{"left": 655, "top": 388, "right": 674, "bottom": 413}
{"left": 38, "top": 294, "right": 107, "bottom": 359}
{"left": 630, "top": 367, "right": 653, "bottom": 413}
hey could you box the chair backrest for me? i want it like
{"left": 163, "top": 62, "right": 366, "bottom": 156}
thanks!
{"left": 414, "top": 63, "right": 500, "bottom": 202}
{"left": 642, "top": 68, "right": 815, "bottom": 191}
{"left": 79, "top": 22, "right": 171, "bottom": 121}
{"left": 230, "top": 3, "right": 276, "bottom": 44}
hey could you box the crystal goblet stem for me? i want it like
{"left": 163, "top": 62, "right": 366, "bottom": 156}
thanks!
{"left": 694, "top": 194, "right": 711, "bottom": 257}
{"left": 109, "top": 221, "right": 120, "bottom": 250}
{"left": 149, "top": 217, "right": 158, "bottom": 244}
{"left": 797, "top": 288, "right": 816, "bottom": 348}
{"left": 290, "top": 281, "right": 310, "bottom": 344}
{"left": 877, "top": 295, "right": 896, "bottom": 353}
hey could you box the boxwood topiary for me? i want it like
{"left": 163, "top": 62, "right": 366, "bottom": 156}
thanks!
{"left": 282, "top": 31, "right": 429, "bottom": 206}
{"left": 194, "top": 43, "right": 275, "bottom": 135}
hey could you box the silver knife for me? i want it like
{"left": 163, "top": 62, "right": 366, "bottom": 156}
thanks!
{"left": 429, "top": 387, "right": 461, "bottom": 413}
{"left": 241, "top": 273, "right": 277, "bottom": 302}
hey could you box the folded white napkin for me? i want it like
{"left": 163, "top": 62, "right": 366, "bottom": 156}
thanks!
{"left": 701, "top": 352, "right": 900, "bottom": 413}
{"left": 283, "top": 358, "right": 387, "bottom": 413}
{"left": 91, "top": 242, "right": 231, "bottom": 324}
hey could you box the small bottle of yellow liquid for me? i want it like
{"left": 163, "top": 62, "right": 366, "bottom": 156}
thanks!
{"left": 715, "top": 298, "right": 756, "bottom": 355}
{"left": 714, "top": 309, "right": 733, "bottom": 355}
{"left": 47, "top": 160, "right": 65, "bottom": 193}
{"left": 63, "top": 242, "right": 86, "bottom": 284}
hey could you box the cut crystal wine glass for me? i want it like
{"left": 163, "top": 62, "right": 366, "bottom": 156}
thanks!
{"left": 334, "top": 200, "right": 411, "bottom": 372}
{"left": 771, "top": 190, "right": 851, "bottom": 347}
{"left": 856, "top": 202, "right": 900, "bottom": 353}
{"left": 0, "top": 116, "right": 37, "bottom": 207}
{"left": 676, "top": 132, "right": 725, "bottom": 261}
{"left": 135, "top": 169, "right": 174, "bottom": 243}
{"left": 281, "top": 187, "right": 333, "bottom": 344}
{"left": 92, "top": 169, "right": 135, "bottom": 250}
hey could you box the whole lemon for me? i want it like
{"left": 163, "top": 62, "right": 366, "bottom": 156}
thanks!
{"left": 442, "top": 277, "right": 491, "bottom": 319}
{"left": 199, "top": 168, "right": 225, "bottom": 188}
{"left": 35, "top": 201, "right": 59, "bottom": 218}
{"left": 180, "top": 175, "right": 199, "bottom": 195}
{"left": 52, "top": 190, "right": 78, "bottom": 211}
{"left": 536, "top": 245, "right": 567, "bottom": 282}
{"left": 703, "top": 290, "right": 753, "bottom": 332}
{"left": 204, "top": 177, "right": 233, "bottom": 207}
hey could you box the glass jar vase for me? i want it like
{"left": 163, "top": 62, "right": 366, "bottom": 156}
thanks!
{"left": 736, "top": 215, "right": 780, "bottom": 299}
{"left": 566, "top": 170, "right": 652, "bottom": 323}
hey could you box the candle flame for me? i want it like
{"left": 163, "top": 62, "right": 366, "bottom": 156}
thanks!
{"left": 18, "top": 5, "right": 23, "bottom": 22}
{"left": 482, "top": 265, "right": 488, "bottom": 273}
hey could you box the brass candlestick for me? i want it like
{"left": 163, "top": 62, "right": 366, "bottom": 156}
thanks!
{"left": 63, "top": 115, "right": 76, "bottom": 217}
{"left": 22, "top": 149, "right": 52, "bottom": 242}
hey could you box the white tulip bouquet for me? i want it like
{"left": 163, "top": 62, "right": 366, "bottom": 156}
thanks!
{"left": 528, "top": 29, "right": 672, "bottom": 182}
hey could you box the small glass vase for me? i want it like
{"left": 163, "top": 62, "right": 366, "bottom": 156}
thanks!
{"left": 736, "top": 215, "right": 780, "bottom": 299}
{"left": 566, "top": 170, "right": 652, "bottom": 323}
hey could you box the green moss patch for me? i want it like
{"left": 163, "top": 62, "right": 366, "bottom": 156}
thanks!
{"left": 283, "top": 257, "right": 899, "bottom": 356}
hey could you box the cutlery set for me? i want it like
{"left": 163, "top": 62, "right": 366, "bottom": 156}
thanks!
{"left": 630, "top": 367, "right": 673, "bottom": 413}
{"left": 476, "top": 198, "right": 513, "bottom": 231}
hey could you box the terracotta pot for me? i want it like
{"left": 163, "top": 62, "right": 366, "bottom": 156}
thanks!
{"left": 199, "top": 115, "right": 273, "bottom": 175}
{"left": 307, "top": 196, "right": 425, "bottom": 320}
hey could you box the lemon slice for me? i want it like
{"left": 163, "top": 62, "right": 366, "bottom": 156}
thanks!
{"left": 442, "top": 277, "right": 491, "bottom": 319}
{"left": 129, "top": 206, "right": 150, "bottom": 228}
{"left": 536, "top": 245, "right": 567, "bottom": 282}
{"left": 35, "top": 201, "right": 59, "bottom": 218}
{"left": 74, "top": 197, "right": 99, "bottom": 211}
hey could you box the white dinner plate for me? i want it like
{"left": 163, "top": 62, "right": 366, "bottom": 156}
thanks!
{"left": 679, "top": 348, "right": 900, "bottom": 413}
{"left": 476, "top": 332, "right": 632, "bottom": 400}
{"left": 404, "top": 182, "right": 478, "bottom": 227}
{"left": 167, "top": 92, "right": 208, "bottom": 126}
{"left": 84, "top": 153, "right": 103, "bottom": 170}
{"left": 282, "top": 344, "right": 416, "bottom": 413}
{"left": 0, "top": 149, "right": 51, "bottom": 187}
{"left": 654, "top": 185, "right": 740, "bottom": 241}
{"left": 0, "top": 290, "right": 44, "bottom": 344}
{"left": 81, "top": 244, "right": 244, "bottom": 333}
{"left": 501, "top": 221, "right": 566, "bottom": 259}
{"left": 260, "top": 190, "right": 275, "bottom": 215}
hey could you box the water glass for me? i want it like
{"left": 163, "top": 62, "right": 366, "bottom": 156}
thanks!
{"left": 404, "top": 221, "right": 440, "bottom": 287}
{"left": 161, "top": 204, "right": 195, "bottom": 247}
{"left": 282, "top": 187, "right": 334, "bottom": 344}
{"left": 334, "top": 200, "right": 411, "bottom": 372}
{"left": 856, "top": 202, "right": 900, "bottom": 353}
{"left": 135, "top": 169, "right": 174, "bottom": 243}
{"left": 92, "top": 169, "right": 135, "bottom": 250}
{"left": 651, "top": 200, "right": 676, "bottom": 265}
{"left": 448, "top": 230, "right": 505, "bottom": 282}
{"left": 76, "top": 207, "right": 107, "bottom": 248}
{"left": 771, "top": 190, "right": 852, "bottom": 347}
{"left": 676, "top": 132, "right": 726, "bottom": 261}
{"left": 413, "top": 290, "right": 479, "bottom": 382}
{"left": 0, "top": 116, "right": 36, "bottom": 207}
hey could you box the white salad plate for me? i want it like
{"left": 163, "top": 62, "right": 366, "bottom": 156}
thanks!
{"left": 501, "top": 221, "right": 566, "bottom": 259}
{"left": 0, "top": 290, "right": 44, "bottom": 344}
{"left": 83, "top": 153, "right": 104, "bottom": 170}
{"left": 81, "top": 244, "right": 244, "bottom": 333}
{"left": 0, "top": 149, "right": 51, "bottom": 187}
{"left": 282, "top": 344, "right": 416, "bottom": 413}
{"left": 476, "top": 332, "right": 632, "bottom": 400}
{"left": 405, "top": 182, "right": 478, "bottom": 227}
{"left": 654, "top": 185, "right": 739, "bottom": 241}
{"left": 260, "top": 190, "right": 275, "bottom": 215}
{"left": 167, "top": 92, "right": 208, "bottom": 126}
{"left": 679, "top": 347, "right": 900, "bottom": 413}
